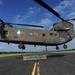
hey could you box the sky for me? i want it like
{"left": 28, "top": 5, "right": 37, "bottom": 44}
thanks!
{"left": 0, "top": 0, "right": 75, "bottom": 52}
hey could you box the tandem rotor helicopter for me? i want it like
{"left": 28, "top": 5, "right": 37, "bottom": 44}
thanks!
{"left": 0, "top": 0, "right": 75, "bottom": 50}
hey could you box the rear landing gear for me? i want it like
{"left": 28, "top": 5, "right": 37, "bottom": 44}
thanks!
{"left": 63, "top": 44, "right": 67, "bottom": 49}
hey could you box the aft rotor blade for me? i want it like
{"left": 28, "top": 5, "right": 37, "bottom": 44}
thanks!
{"left": 34, "top": 0, "right": 64, "bottom": 21}
{"left": 69, "top": 18, "right": 75, "bottom": 20}
{"left": 67, "top": 18, "right": 75, "bottom": 21}
{"left": 0, "top": 19, "right": 4, "bottom": 23}
{"left": 7, "top": 23, "right": 44, "bottom": 28}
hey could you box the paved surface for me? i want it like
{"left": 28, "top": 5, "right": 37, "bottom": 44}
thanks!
{"left": 0, "top": 53, "right": 75, "bottom": 75}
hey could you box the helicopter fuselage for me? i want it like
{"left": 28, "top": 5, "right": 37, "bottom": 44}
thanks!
{"left": 0, "top": 21, "right": 74, "bottom": 47}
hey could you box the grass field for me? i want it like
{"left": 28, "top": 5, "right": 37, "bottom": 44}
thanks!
{"left": 0, "top": 52, "right": 35, "bottom": 58}
{"left": 0, "top": 54, "right": 21, "bottom": 58}
{"left": 51, "top": 50, "right": 75, "bottom": 53}
{"left": 0, "top": 50, "right": 75, "bottom": 58}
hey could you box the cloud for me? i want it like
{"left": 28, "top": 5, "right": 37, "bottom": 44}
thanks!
{"left": 41, "top": 0, "right": 75, "bottom": 22}
{"left": 28, "top": 18, "right": 53, "bottom": 29}
{"left": 0, "top": 43, "right": 19, "bottom": 52}
{"left": 39, "top": 18, "right": 53, "bottom": 26}
{"left": 66, "top": 38, "right": 75, "bottom": 50}
{"left": 43, "top": 13, "right": 52, "bottom": 18}
{"left": 24, "top": 7, "right": 41, "bottom": 18}
{"left": 14, "top": 7, "right": 41, "bottom": 23}
{"left": 51, "top": 0, "right": 75, "bottom": 22}
{"left": 67, "top": 12, "right": 75, "bottom": 19}
{"left": 26, "top": 7, "right": 36, "bottom": 17}
{"left": 67, "top": 12, "right": 75, "bottom": 28}
{"left": 14, "top": 15, "right": 25, "bottom": 23}
{"left": 13, "top": 7, "right": 53, "bottom": 29}
{"left": 54, "top": 0, "right": 75, "bottom": 13}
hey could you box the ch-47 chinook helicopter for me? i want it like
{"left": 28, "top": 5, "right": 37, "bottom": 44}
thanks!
{"left": 0, "top": 0, "right": 75, "bottom": 50}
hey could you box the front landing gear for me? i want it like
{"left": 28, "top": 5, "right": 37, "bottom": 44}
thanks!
{"left": 46, "top": 46, "right": 47, "bottom": 51}
{"left": 18, "top": 43, "right": 26, "bottom": 50}
{"left": 56, "top": 46, "right": 59, "bottom": 50}
{"left": 63, "top": 44, "right": 67, "bottom": 49}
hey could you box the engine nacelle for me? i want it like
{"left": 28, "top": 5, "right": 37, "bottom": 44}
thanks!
{"left": 53, "top": 21, "right": 73, "bottom": 31}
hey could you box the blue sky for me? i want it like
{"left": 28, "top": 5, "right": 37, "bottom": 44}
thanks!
{"left": 0, "top": 0, "right": 75, "bottom": 52}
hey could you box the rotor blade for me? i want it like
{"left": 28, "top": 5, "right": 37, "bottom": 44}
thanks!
{"left": 67, "top": 18, "right": 75, "bottom": 21}
{"left": 7, "top": 23, "right": 44, "bottom": 28}
{"left": 70, "top": 18, "right": 75, "bottom": 20}
{"left": 0, "top": 19, "right": 4, "bottom": 23}
{"left": 34, "top": 0, "right": 64, "bottom": 21}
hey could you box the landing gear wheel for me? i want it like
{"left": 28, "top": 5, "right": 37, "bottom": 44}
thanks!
{"left": 22, "top": 46, "right": 26, "bottom": 50}
{"left": 63, "top": 44, "right": 67, "bottom": 49}
{"left": 18, "top": 44, "right": 23, "bottom": 49}
{"left": 18, "top": 43, "right": 26, "bottom": 50}
{"left": 56, "top": 46, "right": 59, "bottom": 50}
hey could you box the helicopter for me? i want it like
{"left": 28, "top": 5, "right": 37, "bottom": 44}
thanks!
{"left": 0, "top": 0, "right": 75, "bottom": 50}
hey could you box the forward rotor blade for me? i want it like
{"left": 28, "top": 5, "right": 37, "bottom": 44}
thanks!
{"left": 7, "top": 23, "right": 44, "bottom": 28}
{"left": 34, "top": 0, "right": 64, "bottom": 21}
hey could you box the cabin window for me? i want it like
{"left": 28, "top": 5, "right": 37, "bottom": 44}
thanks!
{"left": 49, "top": 33, "right": 53, "bottom": 35}
{"left": 55, "top": 34, "right": 57, "bottom": 36}
{"left": 3, "top": 30, "right": 8, "bottom": 35}
{"left": 14, "top": 36, "right": 18, "bottom": 38}
{"left": 42, "top": 33, "right": 45, "bottom": 37}
{"left": 3, "top": 30, "right": 8, "bottom": 38}
{"left": 67, "top": 33, "right": 69, "bottom": 35}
